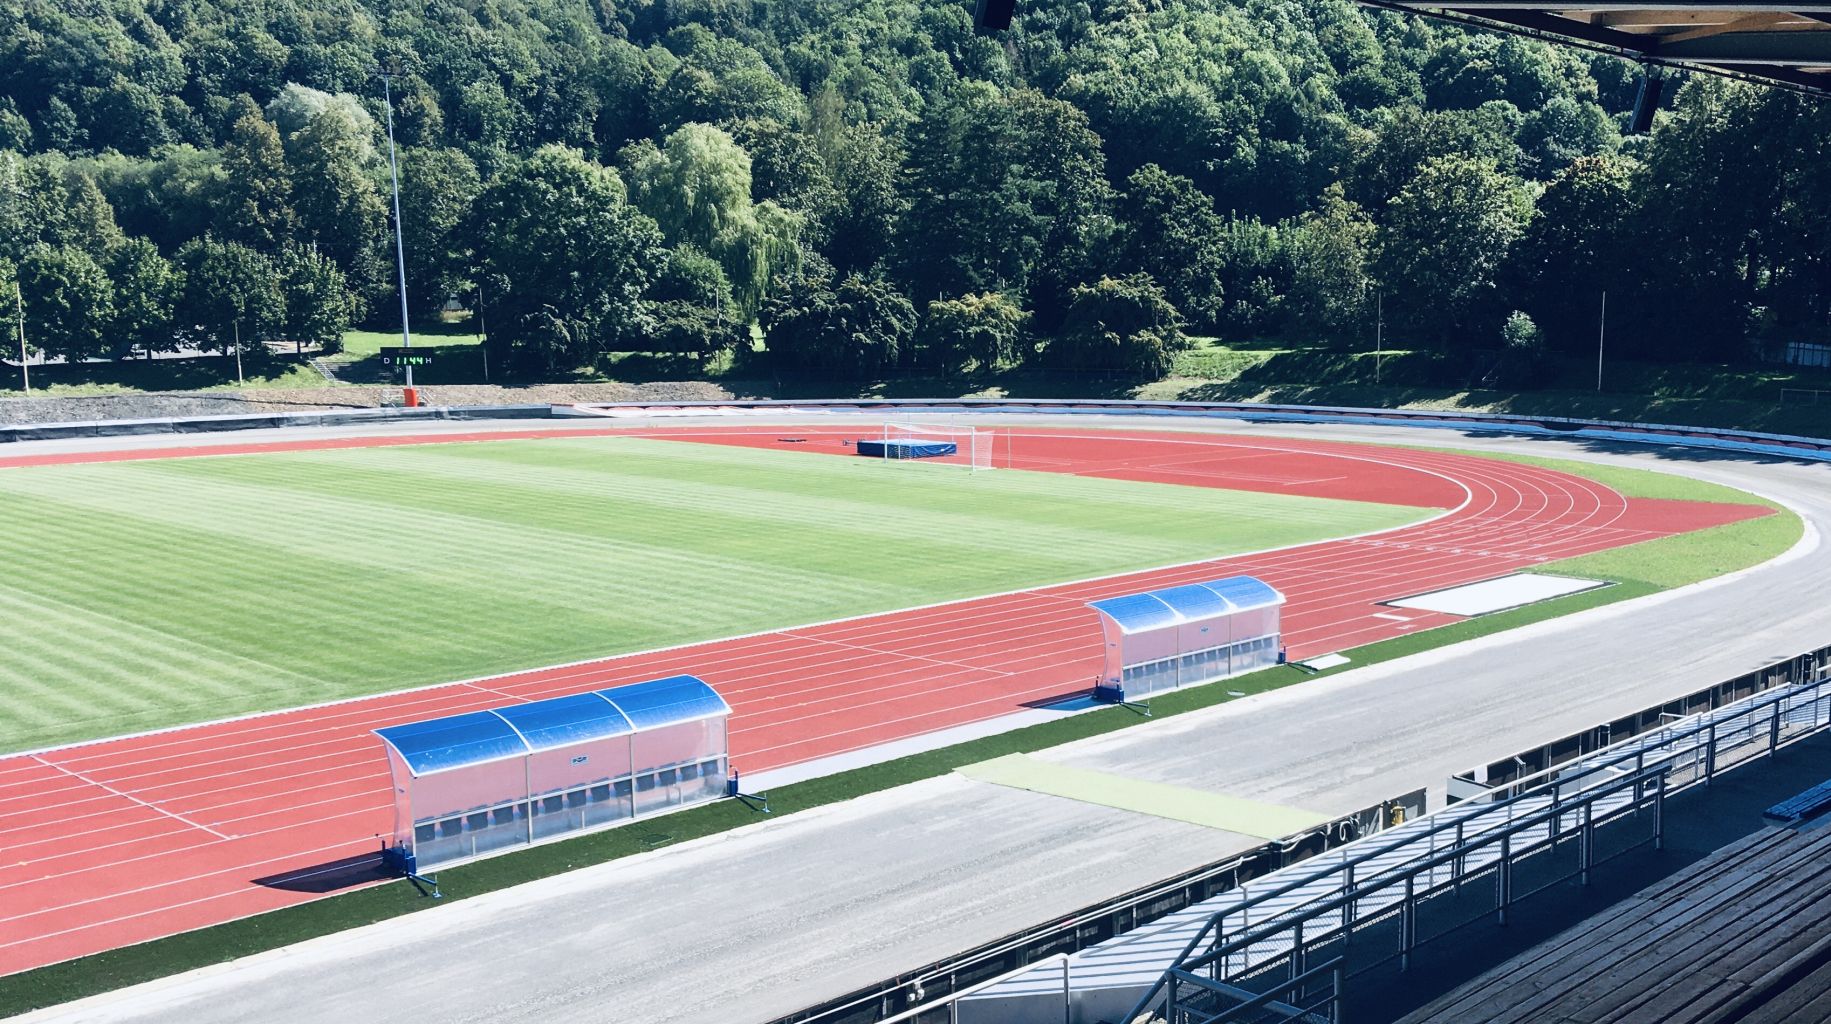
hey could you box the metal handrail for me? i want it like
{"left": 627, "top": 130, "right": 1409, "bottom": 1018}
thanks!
{"left": 1120, "top": 740, "right": 1651, "bottom": 1013}
{"left": 1181, "top": 766, "right": 1668, "bottom": 976}
{"left": 1483, "top": 677, "right": 1829, "bottom": 800}
{"left": 1126, "top": 680, "right": 1831, "bottom": 1020}
{"left": 1168, "top": 955, "right": 1346, "bottom": 1024}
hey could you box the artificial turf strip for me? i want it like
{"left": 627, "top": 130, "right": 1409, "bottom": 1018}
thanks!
{"left": 0, "top": 579, "right": 1667, "bottom": 1019}
{"left": 0, "top": 435, "right": 1428, "bottom": 752}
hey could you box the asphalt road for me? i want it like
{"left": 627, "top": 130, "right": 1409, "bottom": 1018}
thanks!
{"left": 15, "top": 415, "right": 1831, "bottom": 1024}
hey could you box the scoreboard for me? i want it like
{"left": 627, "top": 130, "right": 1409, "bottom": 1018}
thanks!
{"left": 378, "top": 346, "right": 433, "bottom": 368}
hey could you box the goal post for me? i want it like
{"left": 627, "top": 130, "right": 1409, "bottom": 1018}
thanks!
{"left": 876, "top": 421, "right": 995, "bottom": 470}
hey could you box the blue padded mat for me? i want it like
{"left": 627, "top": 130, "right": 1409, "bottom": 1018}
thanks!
{"left": 857, "top": 438, "right": 958, "bottom": 459}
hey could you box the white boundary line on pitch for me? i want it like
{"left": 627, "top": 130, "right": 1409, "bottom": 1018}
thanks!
{"left": 3, "top": 425, "right": 1478, "bottom": 762}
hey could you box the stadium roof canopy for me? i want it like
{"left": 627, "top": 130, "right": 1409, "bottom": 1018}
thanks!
{"left": 375, "top": 674, "right": 729, "bottom": 776}
{"left": 1366, "top": 0, "right": 1831, "bottom": 93}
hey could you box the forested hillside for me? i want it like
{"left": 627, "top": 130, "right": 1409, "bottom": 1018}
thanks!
{"left": 0, "top": 0, "right": 1826, "bottom": 381}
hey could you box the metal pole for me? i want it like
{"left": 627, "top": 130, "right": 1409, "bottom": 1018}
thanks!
{"left": 14, "top": 280, "right": 26, "bottom": 394}
{"left": 381, "top": 73, "right": 415, "bottom": 406}
{"left": 1596, "top": 291, "right": 1606, "bottom": 391}
{"left": 233, "top": 321, "right": 243, "bottom": 383}
{"left": 1375, "top": 294, "right": 1383, "bottom": 385}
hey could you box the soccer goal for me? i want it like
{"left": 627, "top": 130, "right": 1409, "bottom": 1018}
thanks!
{"left": 860, "top": 421, "right": 996, "bottom": 470}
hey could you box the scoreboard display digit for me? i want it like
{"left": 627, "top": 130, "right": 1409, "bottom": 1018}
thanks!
{"left": 379, "top": 346, "right": 434, "bottom": 368}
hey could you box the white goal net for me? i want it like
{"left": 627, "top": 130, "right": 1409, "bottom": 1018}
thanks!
{"left": 875, "top": 421, "right": 996, "bottom": 470}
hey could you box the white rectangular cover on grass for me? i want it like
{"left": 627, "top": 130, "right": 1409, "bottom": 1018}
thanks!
{"left": 1387, "top": 573, "right": 1608, "bottom": 617}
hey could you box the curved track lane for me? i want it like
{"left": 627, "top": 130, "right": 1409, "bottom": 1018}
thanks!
{"left": 0, "top": 425, "right": 1763, "bottom": 976}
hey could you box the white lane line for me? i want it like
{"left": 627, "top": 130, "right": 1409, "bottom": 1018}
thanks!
{"left": 29, "top": 756, "right": 232, "bottom": 841}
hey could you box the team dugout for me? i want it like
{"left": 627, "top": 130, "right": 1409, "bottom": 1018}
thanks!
{"left": 374, "top": 674, "right": 731, "bottom": 874}
{"left": 1088, "top": 575, "right": 1286, "bottom": 703}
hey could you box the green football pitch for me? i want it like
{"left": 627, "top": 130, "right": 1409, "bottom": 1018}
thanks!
{"left": 0, "top": 436, "right": 1428, "bottom": 752}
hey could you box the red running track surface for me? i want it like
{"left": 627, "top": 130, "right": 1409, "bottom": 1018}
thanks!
{"left": 0, "top": 426, "right": 1769, "bottom": 976}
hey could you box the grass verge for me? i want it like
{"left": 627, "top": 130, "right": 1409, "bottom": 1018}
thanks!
{"left": 3, "top": 355, "right": 325, "bottom": 396}
{"left": 1417, "top": 447, "right": 1803, "bottom": 588}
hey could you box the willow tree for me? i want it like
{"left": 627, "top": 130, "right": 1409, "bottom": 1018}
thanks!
{"left": 626, "top": 123, "right": 801, "bottom": 318}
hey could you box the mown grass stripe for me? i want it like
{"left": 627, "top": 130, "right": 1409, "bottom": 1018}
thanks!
{"left": 0, "top": 436, "right": 1426, "bottom": 752}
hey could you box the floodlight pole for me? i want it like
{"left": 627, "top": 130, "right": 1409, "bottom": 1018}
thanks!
{"left": 381, "top": 72, "right": 416, "bottom": 407}
{"left": 1596, "top": 291, "right": 1607, "bottom": 392}
{"left": 13, "top": 280, "right": 26, "bottom": 394}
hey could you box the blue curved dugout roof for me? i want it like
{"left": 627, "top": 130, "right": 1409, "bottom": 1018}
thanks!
{"left": 1087, "top": 575, "right": 1285, "bottom": 635}
{"left": 376, "top": 674, "right": 727, "bottom": 776}
{"left": 374, "top": 710, "right": 529, "bottom": 776}
{"left": 494, "top": 692, "right": 633, "bottom": 752}
{"left": 601, "top": 674, "right": 731, "bottom": 731}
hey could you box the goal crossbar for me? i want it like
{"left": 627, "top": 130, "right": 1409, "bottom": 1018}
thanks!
{"left": 877, "top": 422, "right": 995, "bottom": 470}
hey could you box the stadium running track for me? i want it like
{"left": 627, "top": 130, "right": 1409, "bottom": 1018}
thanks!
{"left": 0, "top": 424, "right": 1769, "bottom": 977}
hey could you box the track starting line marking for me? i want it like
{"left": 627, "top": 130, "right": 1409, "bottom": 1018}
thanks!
{"left": 30, "top": 756, "right": 232, "bottom": 841}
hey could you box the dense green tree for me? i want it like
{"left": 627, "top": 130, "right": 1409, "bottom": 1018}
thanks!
{"left": 90, "top": 147, "right": 225, "bottom": 253}
{"left": 174, "top": 236, "right": 285, "bottom": 357}
{"left": 216, "top": 99, "right": 295, "bottom": 249}
{"left": 1624, "top": 78, "right": 1831, "bottom": 359}
{"left": 51, "top": 169, "right": 126, "bottom": 257}
{"left": 762, "top": 272, "right": 916, "bottom": 377}
{"left": 1285, "top": 185, "right": 1375, "bottom": 336}
{"left": 471, "top": 145, "right": 666, "bottom": 372}
{"left": 0, "top": 0, "right": 1819, "bottom": 378}
{"left": 0, "top": 258, "right": 20, "bottom": 362}
{"left": 644, "top": 245, "right": 742, "bottom": 357}
{"left": 278, "top": 245, "right": 354, "bottom": 353}
{"left": 1113, "top": 165, "right": 1227, "bottom": 332}
{"left": 1047, "top": 273, "right": 1186, "bottom": 377}
{"left": 0, "top": 99, "right": 30, "bottom": 152}
{"left": 0, "top": 153, "right": 50, "bottom": 263}
{"left": 920, "top": 292, "right": 1028, "bottom": 376}
{"left": 1350, "top": 106, "right": 1520, "bottom": 210}
{"left": 896, "top": 84, "right": 1109, "bottom": 325}
{"left": 285, "top": 103, "right": 387, "bottom": 307}
{"left": 1056, "top": 1, "right": 1345, "bottom": 221}
{"left": 398, "top": 147, "right": 482, "bottom": 317}
{"left": 1505, "top": 156, "right": 1629, "bottom": 352}
{"left": 0, "top": 157, "right": 125, "bottom": 263}
{"left": 817, "top": 124, "right": 902, "bottom": 278}
{"left": 1518, "top": 96, "right": 1618, "bottom": 178}
{"left": 723, "top": 118, "right": 833, "bottom": 212}
{"left": 1374, "top": 155, "right": 1531, "bottom": 342}
{"left": 105, "top": 238, "right": 182, "bottom": 355}
{"left": 16, "top": 244, "right": 116, "bottom": 361}
{"left": 1214, "top": 218, "right": 1291, "bottom": 336}
{"left": 653, "top": 30, "right": 803, "bottom": 129}
{"left": 626, "top": 123, "right": 800, "bottom": 316}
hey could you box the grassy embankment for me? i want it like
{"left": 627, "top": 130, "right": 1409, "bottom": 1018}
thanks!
{"left": 9, "top": 330, "right": 1831, "bottom": 446}
{"left": 0, "top": 449, "right": 1798, "bottom": 1017}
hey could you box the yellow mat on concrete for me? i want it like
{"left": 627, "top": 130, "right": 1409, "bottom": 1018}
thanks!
{"left": 957, "top": 754, "right": 1329, "bottom": 839}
